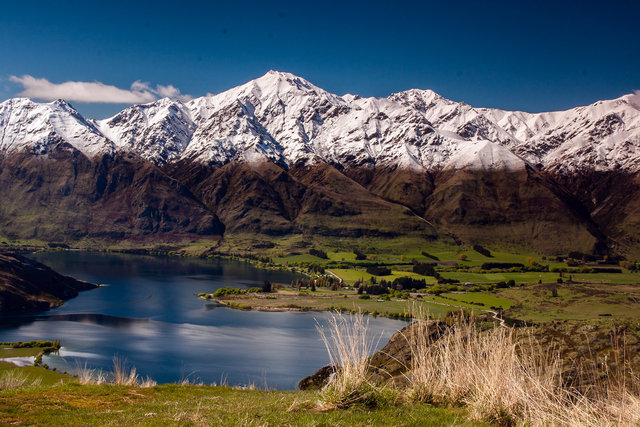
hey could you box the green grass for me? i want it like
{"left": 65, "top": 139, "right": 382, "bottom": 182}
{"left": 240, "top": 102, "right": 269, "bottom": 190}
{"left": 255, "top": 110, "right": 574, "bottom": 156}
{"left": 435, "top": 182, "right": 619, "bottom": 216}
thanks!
{"left": 434, "top": 293, "right": 515, "bottom": 310}
{"left": 212, "top": 289, "right": 455, "bottom": 318}
{"left": 0, "top": 383, "right": 491, "bottom": 426}
{"left": 569, "top": 272, "right": 640, "bottom": 284}
{"left": 273, "top": 253, "right": 328, "bottom": 264}
{"left": 0, "top": 361, "right": 74, "bottom": 386}
{"left": 437, "top": 270, "right": 640, "bottom": 285}
{"left": 0, "top": 347, "right": 43, "bottom": 358}
{"left": 331, "top": 268, "right": 436, "bottom": 285}
{"left": 499, "top": 282, "right": 640, "bottom": 322}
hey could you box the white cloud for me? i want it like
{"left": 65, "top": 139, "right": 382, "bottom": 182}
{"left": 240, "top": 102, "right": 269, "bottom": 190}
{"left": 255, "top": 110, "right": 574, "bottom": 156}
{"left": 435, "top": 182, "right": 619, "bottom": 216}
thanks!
{"left": 156, "top": 84, "right": 193, "bottom": 101}
{"left": 9, "top": 75, "right": 192, "bottom": 104}
{"left": 130, "top": 80, "right": 193, "bottom": 102}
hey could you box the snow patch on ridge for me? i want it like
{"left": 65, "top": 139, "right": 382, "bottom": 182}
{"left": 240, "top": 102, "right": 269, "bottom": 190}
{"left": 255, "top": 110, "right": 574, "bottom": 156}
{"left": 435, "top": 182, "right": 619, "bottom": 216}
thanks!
{"left": 444, "top": 140, "right": 527, "bottom": 171}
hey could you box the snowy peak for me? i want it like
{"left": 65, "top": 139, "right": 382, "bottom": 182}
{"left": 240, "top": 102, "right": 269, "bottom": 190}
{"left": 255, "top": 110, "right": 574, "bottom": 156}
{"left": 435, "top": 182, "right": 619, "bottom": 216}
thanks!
{"left": 1, "top": 72, "right": 639, "bottom": 173}
{"left": 96, "top": 98, "right": 194, "bottom": 164}
{"left": 0, "top": 97, "right": 113, "bottom": 157}
{"left": 480, "top": 94, "right": 640, "bottom": 173}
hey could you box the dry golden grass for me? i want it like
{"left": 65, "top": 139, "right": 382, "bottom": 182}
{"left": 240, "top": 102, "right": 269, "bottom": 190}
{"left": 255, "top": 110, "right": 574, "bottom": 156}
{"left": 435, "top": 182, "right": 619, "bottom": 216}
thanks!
{"left": 316, "top": 312, "right": 398, "bottom": 409}
{"left": 319, "top": 310, "right": 640, "bottom": 426}
{"left": 110, "top": 356, "right": 156, "bottom": 388}
{"left": 0, "top": 370, "right": 42, "bottom": 390}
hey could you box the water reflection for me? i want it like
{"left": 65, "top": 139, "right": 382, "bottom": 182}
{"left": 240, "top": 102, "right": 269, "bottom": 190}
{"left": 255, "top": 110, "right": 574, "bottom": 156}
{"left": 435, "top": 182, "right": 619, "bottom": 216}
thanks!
{"left": 0, "top": 252, "right": 406, "bottom": 389}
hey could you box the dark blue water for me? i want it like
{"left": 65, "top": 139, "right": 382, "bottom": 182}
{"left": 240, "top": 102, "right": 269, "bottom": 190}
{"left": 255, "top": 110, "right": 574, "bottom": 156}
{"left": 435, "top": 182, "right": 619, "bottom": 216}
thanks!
{"left": 0, "top": 251, "right": 405, "bottom": 389}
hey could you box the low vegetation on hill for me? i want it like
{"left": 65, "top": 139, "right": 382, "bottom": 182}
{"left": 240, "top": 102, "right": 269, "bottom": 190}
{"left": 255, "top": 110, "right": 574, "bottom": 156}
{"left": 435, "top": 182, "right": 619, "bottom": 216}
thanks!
{"left": 0, "top": 252, "right": 96, "bottom": 312}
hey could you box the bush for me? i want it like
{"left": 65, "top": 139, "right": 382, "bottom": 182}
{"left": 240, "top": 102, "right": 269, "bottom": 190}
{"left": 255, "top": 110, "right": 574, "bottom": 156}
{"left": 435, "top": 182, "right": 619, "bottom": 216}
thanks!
{"left": 363, "top": 284, "right": 389, "bottom": 295}
{"left": 481, "top": 262, "right": 524, "bottom": 270}
{"left": 358, "top": 294, "right": 370, "bottom": 300}
{"left": 413, "top": 263, "right": 436, "bottom": 276}
{"left": 366, "top": 266, "right": 391, "bottom": 276}
{"left": 392, "top": 277, "right": 427, "bottom": 290}
{"left": 309, "top": 248, "right": 328, "bottom": 259}
{"left": 421, "top": 251, "right": 439, "bottom": 261}
{"left": 427, "top": 283, "right": 459, "bottom": 295}
{"left": 436, "top": 277, "right": 460, "bottom": 285}
{"left": 354, "top": 250, "right": 367, "bottom": 260}
{"left": 473, "top": 244, "right": 492, "bottom": 257}
{"left": 568, "top": 251, "right": 598, "bottom": 262}
{"left": 213, "top": 287, "right": 245, "bottom": 297}
{"left": 261, "top": 281, "right": 273, "bottom": 293}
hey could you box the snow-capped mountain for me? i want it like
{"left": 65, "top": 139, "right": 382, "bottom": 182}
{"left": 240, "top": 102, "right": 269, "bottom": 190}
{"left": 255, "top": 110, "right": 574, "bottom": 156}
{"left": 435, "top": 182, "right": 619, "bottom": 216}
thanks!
{"left": 0, "top": 97, "right": 114, "bottom": 157}
{"left": 92, "top": 97, "right": 194, "bottom": 164}
{"left": 2, "top": 70, "right": 639, "bottom": 174}
{"left": 2, "top": 70, "right": 640, "bottom": 255}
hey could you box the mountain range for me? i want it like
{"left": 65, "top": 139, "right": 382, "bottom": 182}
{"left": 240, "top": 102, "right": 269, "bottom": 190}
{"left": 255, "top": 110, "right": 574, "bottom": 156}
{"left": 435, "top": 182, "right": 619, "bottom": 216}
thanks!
{"left": 1, "top": 71, "right": 639, "bottom": 255}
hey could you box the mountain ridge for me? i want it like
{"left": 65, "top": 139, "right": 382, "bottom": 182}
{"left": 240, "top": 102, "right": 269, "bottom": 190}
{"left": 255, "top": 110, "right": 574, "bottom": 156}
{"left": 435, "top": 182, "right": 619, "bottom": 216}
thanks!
{"left": 1, "top": 71, "right": 639, "bottom": 255}
{"left": 3, "top": 71, "right": 638, "bottom": 174}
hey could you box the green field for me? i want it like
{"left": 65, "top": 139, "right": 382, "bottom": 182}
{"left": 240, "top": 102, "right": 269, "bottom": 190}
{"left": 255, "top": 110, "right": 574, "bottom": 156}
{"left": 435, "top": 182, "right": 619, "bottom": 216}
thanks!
{"left": 433, "top": 292, "right": 515, "bottom": 310}
{"left": 329, "top": 268, "right": 434, "bottom": 285}
{"left": 0, "top": 361, "right": 73, "bottom": 386}
{"left": 211, "top": 290, "right": 455, "bottom": 319}
{"left": 0, "top": 383, "right": 491, "bottom": 426}
{"left": 0, "top": 347, "right": 43, "bottom": 358}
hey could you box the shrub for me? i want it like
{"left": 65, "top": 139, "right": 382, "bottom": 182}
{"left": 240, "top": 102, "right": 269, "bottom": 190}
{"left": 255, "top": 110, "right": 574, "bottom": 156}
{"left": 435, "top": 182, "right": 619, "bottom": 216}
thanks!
{"left": 421, "top": 251, "right": 440, "bottom": 261}
{"left": 366, "top": 266, "right": 391, "bottom": 276}
{"left": 392, "top": 277, "right": 427, "bottom": 290}
{"left": 213, "top": 287, "right": 245, "bottom": 297}
{"left": 427, "top": 283, "right": 459, "bottom": 295}
{"left": 261, "top": 281, "right": 272, "bottom": 293}
{"left": 481, "top": 262, "right": 524, "bottom": 270}
{"left": 413, "top": 263, "right": 436, "bottom": 276}
{"left": 309, "top": 248, "right": 328, "bottom": 259}
{"left": 473, "top": 244, "right": 492, "bottom": 257}
{"left": 358, "top": 294, "right": 370, "bottom": 300}
{"left": 363, "top": 284, "right": 389, "bottom": 295}
{"left": 436, "top": 277, "right": 460, "bottom": 285}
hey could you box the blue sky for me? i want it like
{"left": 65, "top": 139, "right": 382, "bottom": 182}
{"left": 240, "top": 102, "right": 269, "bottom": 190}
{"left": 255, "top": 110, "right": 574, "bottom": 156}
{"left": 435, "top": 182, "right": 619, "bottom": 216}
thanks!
{"left": 1, "top": 0, "right": 638, "bottom": 118}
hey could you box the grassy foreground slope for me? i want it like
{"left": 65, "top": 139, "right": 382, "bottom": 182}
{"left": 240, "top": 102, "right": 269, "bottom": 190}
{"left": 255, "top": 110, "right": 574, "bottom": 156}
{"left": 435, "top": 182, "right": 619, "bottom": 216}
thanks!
{"left": 0, "top": 382, "right": 488, "bottom": 426}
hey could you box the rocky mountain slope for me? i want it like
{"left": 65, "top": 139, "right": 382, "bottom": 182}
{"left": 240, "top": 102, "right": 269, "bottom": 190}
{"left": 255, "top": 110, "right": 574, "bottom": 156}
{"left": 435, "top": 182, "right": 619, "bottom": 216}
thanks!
{"left": 0, "top": 253, "right": 96, "bottom": 312}
{"left": 1, "top": 71, "right": 639, "bottom": 254}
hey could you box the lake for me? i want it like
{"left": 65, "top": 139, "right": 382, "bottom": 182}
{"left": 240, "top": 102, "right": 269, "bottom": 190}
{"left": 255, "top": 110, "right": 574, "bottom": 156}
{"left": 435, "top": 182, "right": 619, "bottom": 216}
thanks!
{"left": 0, "top": 251, "right": 406, "bottom": 389}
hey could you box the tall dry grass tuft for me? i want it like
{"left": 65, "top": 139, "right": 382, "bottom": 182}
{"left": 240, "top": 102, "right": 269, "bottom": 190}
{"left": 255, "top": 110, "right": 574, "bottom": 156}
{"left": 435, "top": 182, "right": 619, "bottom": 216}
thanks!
{"left": 139, "top": 376, "right": 157, "bottom": 388}
{"left": 76, "top": 361, "right": 106, "bottom": 385}
{"left": 0, "top": 370, "right": 42, "bottom": 390}
{"left": 406, "top": 316, "right": 563, "bottom": 424}
{"left": 111, "top": 355, "right": 140, "bottom": 386}
{"left": 316, "top": 311, "right": 396, "bottom": 409}
{"left": 404, "top": 310, "right": 640, "bottom": 426}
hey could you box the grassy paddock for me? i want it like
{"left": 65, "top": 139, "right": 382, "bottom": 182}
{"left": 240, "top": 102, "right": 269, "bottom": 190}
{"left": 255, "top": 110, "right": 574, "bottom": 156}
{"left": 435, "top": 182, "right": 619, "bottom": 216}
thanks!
{"left": 210, "top": 290, "right": 455, "bottom": 318}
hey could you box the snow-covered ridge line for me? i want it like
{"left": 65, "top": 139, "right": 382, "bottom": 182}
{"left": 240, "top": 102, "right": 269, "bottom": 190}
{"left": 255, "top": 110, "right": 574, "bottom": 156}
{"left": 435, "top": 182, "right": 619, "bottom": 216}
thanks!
{"left": 1, "top": 70, "right": 639, "bottom": 173}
